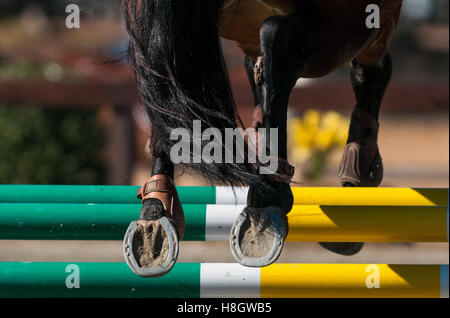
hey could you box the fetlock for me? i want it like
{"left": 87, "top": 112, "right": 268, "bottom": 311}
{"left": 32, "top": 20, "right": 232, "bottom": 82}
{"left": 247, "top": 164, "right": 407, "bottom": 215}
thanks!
{"left": 140, "top": 199, "right": 165, "bottom": 220}
{"left": 248, "top": 181, "right": 294, "bottom": 214}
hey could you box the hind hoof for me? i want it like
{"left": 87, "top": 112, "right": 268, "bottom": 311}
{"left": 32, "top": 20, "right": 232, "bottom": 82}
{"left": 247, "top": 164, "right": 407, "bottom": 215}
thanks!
{"left": 230, "top": 207, "right": 288, "bottom": 267}
{"left": 123, "top": 217, "right": 179, "bottom": 278}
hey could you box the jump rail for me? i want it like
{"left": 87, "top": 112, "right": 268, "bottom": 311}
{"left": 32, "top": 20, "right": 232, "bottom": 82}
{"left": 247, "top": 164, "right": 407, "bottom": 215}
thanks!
{"left": 0, "top": 186, "right": 448, "bottom": 242}
{"left": 0, "top": 185, "right": 447, "bottom": 205}
{"left": 0, "top": 203, "right": 447, "bottom": 242}
{"left": 0, "top": 186, "right": 449, "bottom": 299}
{"left": 0, "top": 262, "right": 447, "bottom": 298}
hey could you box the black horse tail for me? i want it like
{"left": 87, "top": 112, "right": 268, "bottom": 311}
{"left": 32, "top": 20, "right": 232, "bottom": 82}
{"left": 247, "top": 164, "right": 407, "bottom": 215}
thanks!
{"left": 122, "top": 0, "right": 279, "bottom": 188}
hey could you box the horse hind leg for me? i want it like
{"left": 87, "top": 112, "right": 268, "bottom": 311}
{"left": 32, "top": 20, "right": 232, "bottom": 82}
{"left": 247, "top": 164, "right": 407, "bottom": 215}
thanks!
{"left": 230, "top": 15, "right": 306, "bottom": 267}
{"left": 123, "top": 136, "right": 185, "bottom": 277}
{"left": 244, "top": 55, "right": 264, "bottom": 129}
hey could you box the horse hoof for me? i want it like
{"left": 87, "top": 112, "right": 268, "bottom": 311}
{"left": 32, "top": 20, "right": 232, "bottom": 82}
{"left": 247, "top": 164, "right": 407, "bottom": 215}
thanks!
{"left": 123, "top": 217, "right": 179, "bottom": 278}
{"left": 230, "top": 206, "right": 288, "bottom": 267}
{"left": 319, "top": 242, "right": 364, "bottom": 256}
{"left": 339, "top": 142, "right": 383, "bottom": 187}
{"left": 322, "top": 179, "right": 365, "bottom": 255}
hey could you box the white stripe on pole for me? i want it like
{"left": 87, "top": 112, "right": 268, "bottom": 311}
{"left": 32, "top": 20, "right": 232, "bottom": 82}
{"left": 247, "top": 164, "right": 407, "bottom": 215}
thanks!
{"left": 205, "top": 205, "right": 244, "bottom": 241}
{"left": 200, "top": 263, "right": 260, "bottom": 298}
{"left": 215, "top": 187, "right": 248, "bottom": 205}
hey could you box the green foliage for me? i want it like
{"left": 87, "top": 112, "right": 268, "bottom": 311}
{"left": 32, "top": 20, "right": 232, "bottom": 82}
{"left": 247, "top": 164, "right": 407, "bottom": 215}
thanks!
{"left": 0, "top": 60, "right": 79, "bottom": 82}
{"left": 0, "top": 104, "right": 105, "bottom": 185}
{"left": 0, "top": 60, "right": 42, "bottom": 80}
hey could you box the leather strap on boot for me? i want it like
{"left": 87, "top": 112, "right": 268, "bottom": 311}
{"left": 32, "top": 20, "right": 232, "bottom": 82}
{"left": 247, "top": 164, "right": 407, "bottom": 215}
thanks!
{"left": 137, "top": 174, "right": 185, "bottom": 239}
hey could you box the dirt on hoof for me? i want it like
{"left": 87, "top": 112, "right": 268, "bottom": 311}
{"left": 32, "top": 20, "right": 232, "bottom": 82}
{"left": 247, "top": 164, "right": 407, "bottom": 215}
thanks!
{"left": 238, "top": 211, "right": 275, "bottom": 258}
{"left": 132, "top": 220, "right": 169, "bottom": 268}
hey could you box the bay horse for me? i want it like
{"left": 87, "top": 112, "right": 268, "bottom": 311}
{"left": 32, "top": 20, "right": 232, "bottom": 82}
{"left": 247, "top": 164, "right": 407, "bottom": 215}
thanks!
{"left": 121, "top": 0, "right": 403, "bottom": 277}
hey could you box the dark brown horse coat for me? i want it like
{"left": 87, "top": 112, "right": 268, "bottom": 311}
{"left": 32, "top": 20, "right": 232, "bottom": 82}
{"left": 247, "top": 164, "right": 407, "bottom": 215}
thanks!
{"left": 219, "top": 0, "right": 403, "bottom": 76}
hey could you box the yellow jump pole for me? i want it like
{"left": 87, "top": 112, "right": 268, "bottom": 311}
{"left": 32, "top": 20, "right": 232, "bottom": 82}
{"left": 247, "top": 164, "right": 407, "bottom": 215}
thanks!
{"left": 260, "top": 264, "right": 448, "bottom": 298}
{"left": 286, "top": 205, "right": 448, "bottom": 242}
{"left": 291, "top": 188, "right": 448, "bottom": 206}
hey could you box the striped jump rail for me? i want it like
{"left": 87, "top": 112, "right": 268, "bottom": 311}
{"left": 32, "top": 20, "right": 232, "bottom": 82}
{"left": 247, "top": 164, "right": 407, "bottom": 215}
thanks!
{"left": 0, "top": 186, "right": 448, "bottom": 242}
{"left": 0, "top": 262, "right": 448, "bottom": 298}
{"left": 0, "top": 185, "right": 447, "bottom": 206}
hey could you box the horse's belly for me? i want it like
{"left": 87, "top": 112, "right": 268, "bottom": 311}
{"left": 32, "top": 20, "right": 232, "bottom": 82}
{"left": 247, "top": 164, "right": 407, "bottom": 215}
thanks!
{"left": 219, "top": 0, "right": 378, "bottom": 63}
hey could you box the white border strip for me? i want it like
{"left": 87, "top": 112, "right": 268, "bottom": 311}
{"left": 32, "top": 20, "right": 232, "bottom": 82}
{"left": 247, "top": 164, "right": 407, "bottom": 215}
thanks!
{"left": 200, "top": 263, "right": 260, "bottom": 298}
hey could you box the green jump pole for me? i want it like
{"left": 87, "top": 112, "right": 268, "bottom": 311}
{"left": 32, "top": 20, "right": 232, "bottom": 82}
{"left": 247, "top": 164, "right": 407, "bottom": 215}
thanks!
{"left": 0, "top": 185, "right": 217, "bottom": 204}
{"left": 0, "top": 203, "right": 206, "bottom": 241}
{"left": 0, "top": 262, "right": 200, "bottom": 298}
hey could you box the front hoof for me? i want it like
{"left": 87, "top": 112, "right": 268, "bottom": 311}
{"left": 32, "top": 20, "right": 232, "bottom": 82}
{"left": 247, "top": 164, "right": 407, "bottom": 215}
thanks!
{"left": 319, "top": 242, "right": 364, "bottom": 256}
{"left": 230, "top": 207, "right": 288, "bottom": 267}
{"left": 123, "top": 217, "right": 179, "bottom": 278}
{"left": 339, "top": 142, "right": 383, "bottom": 187}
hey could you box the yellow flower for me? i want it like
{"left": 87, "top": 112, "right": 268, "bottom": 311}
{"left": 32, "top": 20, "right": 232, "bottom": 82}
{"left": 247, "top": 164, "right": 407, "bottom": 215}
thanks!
{"left": 298, "top": 127, "right": 316, "bottom": 149}
{"left": 315, "top": 130, "right": 335, "bottom": 152}
{"left": 288, "top": 109, "right": 350, "bottom": 156}
{"left": 288, "top": 109, "right": 351, "bottom": 180}
{"left": 320, "top": 111, "right": 342, "bottom": 132}
{"left": 303, "top": 109, "right": 321, "bottom": 130}
{"left": 288, "top": 119, "right": 312, "bottom": 149}
{"left": 335, "top": 118, "right": 350, "bottom": 146}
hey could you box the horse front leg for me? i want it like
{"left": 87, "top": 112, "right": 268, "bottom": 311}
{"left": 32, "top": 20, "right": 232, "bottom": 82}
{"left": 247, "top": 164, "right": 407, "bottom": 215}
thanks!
{"left": 321, "top": 53, "right": 393, "bottom": 256}
{"left": 123, "top": 135, "right": 185, "bottom": 277}
{"left": 339, "top": 53, "right": 393, "bottom": 187}
{"left": 230, "top": 15, "right": 306, "bottom": 267}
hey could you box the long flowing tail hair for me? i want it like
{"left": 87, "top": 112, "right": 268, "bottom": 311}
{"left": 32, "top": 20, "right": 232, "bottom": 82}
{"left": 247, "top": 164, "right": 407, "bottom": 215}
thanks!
{"left": 122, "top": 0, "right": 278, "bottom": 187}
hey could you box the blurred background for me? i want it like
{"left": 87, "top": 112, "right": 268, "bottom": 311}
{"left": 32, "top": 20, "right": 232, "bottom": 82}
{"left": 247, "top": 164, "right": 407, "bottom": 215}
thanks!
{"left": 0, "top": 0, "right": 448, "bottom": 264}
